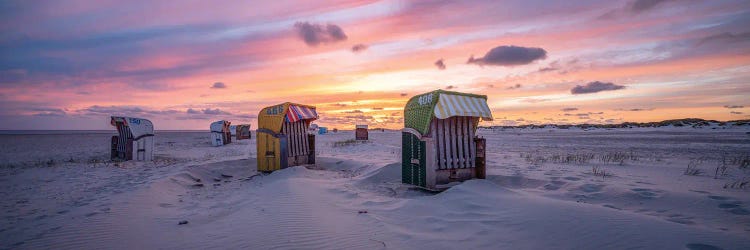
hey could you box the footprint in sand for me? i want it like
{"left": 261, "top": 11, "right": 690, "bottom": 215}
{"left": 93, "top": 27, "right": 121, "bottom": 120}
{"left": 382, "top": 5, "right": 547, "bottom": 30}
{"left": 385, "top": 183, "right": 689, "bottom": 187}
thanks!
{"left": 563, "top": 176, "right": 581, "bottom": 181}
{"left": 709, "top": 196, "right": 749, "bottom": 216}
{"left": 543, "top": 180, "right": 567, "bottom": 190}
{"left": 729, "top": 208, "right": 750, "bottom": 215}
{"left": 717, "top": 202, "right": 740, "bottom": 209}
{"left": 707, "top": 195, "right": 728, "bottom": 201}
{"left": 602, "top": 204, "right": 621, "bottom": 210}
{"left": 631, "top": 188, "right": 661, "bottom": 199}
{"left": 666, "top": 214, "right": 695, "bottom": 225}
{"left": 578, "top": 184, "right": 605, "bottom": 193}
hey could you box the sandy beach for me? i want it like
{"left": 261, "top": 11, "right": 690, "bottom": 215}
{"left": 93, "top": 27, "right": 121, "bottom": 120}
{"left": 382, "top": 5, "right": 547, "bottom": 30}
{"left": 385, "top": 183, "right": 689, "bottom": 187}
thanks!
{"left": 1, "top": 127, "right": 749, "bottom": 249}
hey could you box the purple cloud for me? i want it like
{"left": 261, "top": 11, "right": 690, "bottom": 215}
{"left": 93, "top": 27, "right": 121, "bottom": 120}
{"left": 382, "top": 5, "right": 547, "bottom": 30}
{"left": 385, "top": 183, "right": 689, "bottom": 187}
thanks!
{"left": 351, "top": 44, "right": 368, "bottom": 53}
{"left": 468, "top": 45, "right": 547, "bottom": 66}
{"left": 294, "top": 22, "right": 348, "bottom": 46}
{"left": 435, "top": 59, "right": 446, "bottom": 70}
{"left": 211, "top": 82, "right": 227, "bottom": 89}
{"left": 724, "top": 105, "right": 744, "bottom": 109}
{"left": 571, "top": 81, "right": 626, "bottom": 94}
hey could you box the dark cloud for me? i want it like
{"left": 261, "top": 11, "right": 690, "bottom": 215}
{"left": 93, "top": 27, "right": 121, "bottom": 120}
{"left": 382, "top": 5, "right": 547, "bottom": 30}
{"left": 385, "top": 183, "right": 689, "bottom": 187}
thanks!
{"left": 571, "top": 81, "right": 625, "bottom": 94}
{"left": 372, "top": 107, "right": 384, "bottom": 110}
{"left": 294, "top": 22, "right": 348, "bottom": 46}
{"left": 724, "top": 105, "right": 744, "bottom": 109}
{"left": 731, "top": 111, "right": 743, "bottom": 115}
{"left": 467, "top": 45, "right": 547, "bottom": 66}
{"left": 561, "top": 107, "right": 578, "bottom": 112}
{"left": 400, "top": 93, "right": 408, "bottom": 97}
{"left": 343, "top": 110, "right": 363, "bottom": 113}
{"left": 75, "top": 91, "right": 91, "bottom": 95}
{"left": 506, "top": 84, "right": 521, "bottom": 90}
{"left": 351, "top": 44, "right": 368, "bottom": 53}
{"left": 186, "top": 108, "right": 200, "bottom": 114}
{"left": 445, "top": 85, "right": 455, "bottom": 90}
{"left": 697, "top": 32, "right": 750, "bottom": 46}
{"left": 434, "top": 59, "right": 446, "bottom": 70}
{"left": 211, "top": 82, "right": 227, "bottom": 89}
{"left": 630, "top": 0, "right": 675, "bottom": 13}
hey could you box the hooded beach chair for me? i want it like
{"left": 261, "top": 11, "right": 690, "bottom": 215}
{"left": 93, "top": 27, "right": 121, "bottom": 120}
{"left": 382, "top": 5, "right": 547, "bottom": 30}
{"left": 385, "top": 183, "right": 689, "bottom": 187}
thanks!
{"left": 236, "top": 124, "right": 251, "bottom": 140}
{"left": 210, "top": 120, "right": 232, "bottom": 146}
{"left": 110, "top": 116, "right": 154, "bottom": 161}
{"left": 256, "top": 102, "right": 319, "bottom": 172}
{"left": 355, "top": 124, "right": 368, "bottom": 140}
{"left": 402, "top": 90, "right": 493, "bottom": 190}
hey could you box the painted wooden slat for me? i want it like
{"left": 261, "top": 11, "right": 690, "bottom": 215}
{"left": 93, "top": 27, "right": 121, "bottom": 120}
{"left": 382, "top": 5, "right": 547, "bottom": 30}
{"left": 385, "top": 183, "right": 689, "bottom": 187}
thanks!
{"left": 438, "top": 119, "right": 444, "bottom": 169}
{"left": 457, "top": 117, "right": 463, "bottom": 168}
{"left": 437, "top": 120, "right": 444, "bottom": 170}
{"left": 455, "top": 117, "right": 462, "bottom": 168}
{"left": 464, "top": 116, "right": 471, "bottom": 168}
{"left": 296, "top": 122, "right": 301, "bottom": 156}
{"left": 449, "top": 117, "right": 457, "bottom": 168}
{"left": 303, "top": 122, "right": 309, "bottom": 156}
{"left": 301, "top": 122, "right": 307, "bottom": 156}
{"left": 441, "top": 119, "right": 453, "bottom": 169}
{"left": 291, "top": 122, "right": 297, "bottom": 156}
{"left": 430, "top": 120, "right": 439, "bottom": 169}
{"left": 458, "top": 116, "right": 466, "bottom": 168}
{"left": 290, "top": 122, "right": 296, "bottom": 156}
{"left": 295, "top": 122, "right": 301, "bottom": 156}
{"left": 283, "top": 122, "right": 289, "bottom": 156}
{"left": 469, "top": 117, "right": 476, "bottom": 168}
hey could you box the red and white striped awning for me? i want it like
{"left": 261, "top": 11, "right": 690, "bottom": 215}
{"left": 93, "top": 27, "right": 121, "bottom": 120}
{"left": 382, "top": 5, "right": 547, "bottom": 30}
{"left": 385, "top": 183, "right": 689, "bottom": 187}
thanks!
{"left": 286, "top": 105, "right": 318, "bottom": 122}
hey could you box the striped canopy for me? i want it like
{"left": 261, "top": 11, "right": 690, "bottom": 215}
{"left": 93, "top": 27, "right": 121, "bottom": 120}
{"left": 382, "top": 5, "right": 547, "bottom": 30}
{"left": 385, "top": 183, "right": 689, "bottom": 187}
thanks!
{"left": 286, "top": 105, "right": 319, "bottom": 122}
{"left": 434, "top": 94, "right": 493, "bottom": 120}
{"left": 404, "top": 90, "right": 492, "bottom": 136}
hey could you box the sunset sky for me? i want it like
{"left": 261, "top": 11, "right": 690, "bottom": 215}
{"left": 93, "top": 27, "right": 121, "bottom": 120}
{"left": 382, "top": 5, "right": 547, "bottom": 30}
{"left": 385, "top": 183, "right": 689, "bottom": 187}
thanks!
{"left": 1, "top": 0, "right": 749, "bottom": 130}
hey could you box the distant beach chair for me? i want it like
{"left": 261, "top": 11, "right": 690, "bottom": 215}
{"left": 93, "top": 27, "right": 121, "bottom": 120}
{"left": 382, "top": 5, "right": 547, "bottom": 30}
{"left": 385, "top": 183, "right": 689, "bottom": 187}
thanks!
{"left": 236, "top": 124, "right": 252, "bottom": 140}
{"left": 318, "top": 127, "right": 328, "bottom": 135}
{"left": 110, "top": 116, "right": 154, "bottom": 161}
{"left": 229, "top": 125, "right": 237, "bottom": 137}
{"left": 355, "top": 124, "right": 368, "bottom": 140}
{"left": 210, "top": 120, "right": 232, "bottom": 146}
{"left": 402, "top": 90, "right": 493, "bottom": 190}
{"left": 256, "top": 102, "right": 319, "bottom": 172}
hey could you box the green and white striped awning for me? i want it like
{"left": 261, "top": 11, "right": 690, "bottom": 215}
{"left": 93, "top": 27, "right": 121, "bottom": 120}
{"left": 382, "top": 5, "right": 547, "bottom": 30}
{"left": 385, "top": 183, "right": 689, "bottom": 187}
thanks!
{"left": 434, "top": 94, "right": 493, "bottom": 120}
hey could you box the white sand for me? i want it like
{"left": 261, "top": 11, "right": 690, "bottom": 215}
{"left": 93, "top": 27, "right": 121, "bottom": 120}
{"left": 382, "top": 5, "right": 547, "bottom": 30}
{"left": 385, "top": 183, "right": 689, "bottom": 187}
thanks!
{"left": 1, "top": 128, "right": 749, "bottom": 249}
